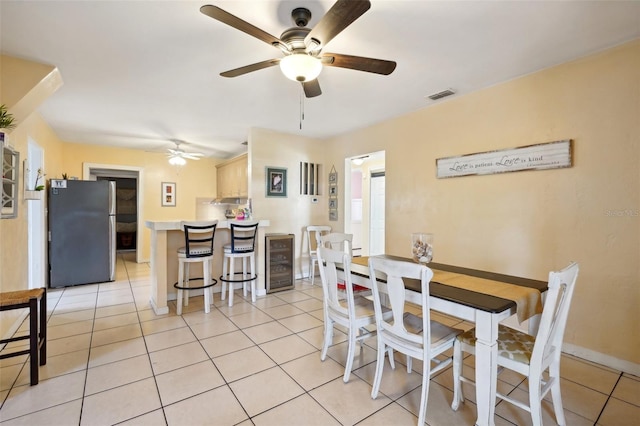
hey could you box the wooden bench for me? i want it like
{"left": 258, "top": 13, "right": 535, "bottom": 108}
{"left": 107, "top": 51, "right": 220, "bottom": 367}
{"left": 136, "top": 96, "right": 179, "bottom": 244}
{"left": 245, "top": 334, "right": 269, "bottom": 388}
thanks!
{"left": 0, "top": 288, "right": 47, "bottom": 385}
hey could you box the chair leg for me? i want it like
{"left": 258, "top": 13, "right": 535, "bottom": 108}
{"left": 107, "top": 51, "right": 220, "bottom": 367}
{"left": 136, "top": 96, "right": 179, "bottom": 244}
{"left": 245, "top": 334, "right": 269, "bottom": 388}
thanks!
{"left": 529, "top": 376, "right": 544, "bottom": 426}
{"left": 184, "top": 263, "right": 190, "bottom": 308}
{"left": 221, "top": 256, "right": 228, "bottom": 301}
{"left": 39, "top": 289, "right": 47, "bottom": 366}
{"left": 242, "top": 257, "right": 248, "bottom": 297}
{"left": 177, "top": 259, "right": 185, "bottom": 315}
{"left": 228, "top": 257, "right": 235, "bottom": 307}
{"left": 387, "top": 347, "right": 395, "bottom": 370}
{"left": 371, "top": 339, "right": 386, "bottom": 398}
{"left": 310, "top": 258, "right": 316, "bottom": 285}
{"left": 407, "top": 355, "right": 412, "bottom": 373}
{"left": 451, "top": 339, "right": 464, "bottom": 410}
{"left": 320, "top": 318, "right": 333, "bottom": 361}
{"left": 417, "top": 365, "right": 430, "bottom": 425}
{"left": 203, "top": 259, "right": 211, "bottom": 314}
{"left": 250, "top": 253, "right": 256, "bottom": 303}
{"left": 549, "top": 366, "right": 566, "bottom": 425}
{"left": 343, "top": 325, "right": 357, "bottom": 383}
{"left": 29, "top": 297, "right": 39, "bottom": 386}
{"left": 208, "top": 259, "right": 215, "bottom": 307}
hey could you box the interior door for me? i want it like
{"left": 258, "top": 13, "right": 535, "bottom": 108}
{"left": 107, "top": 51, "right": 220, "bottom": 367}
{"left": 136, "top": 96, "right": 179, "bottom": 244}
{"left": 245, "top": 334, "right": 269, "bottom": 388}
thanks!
{"left": 369, "top": 172, "right": 385, "bottom": 255}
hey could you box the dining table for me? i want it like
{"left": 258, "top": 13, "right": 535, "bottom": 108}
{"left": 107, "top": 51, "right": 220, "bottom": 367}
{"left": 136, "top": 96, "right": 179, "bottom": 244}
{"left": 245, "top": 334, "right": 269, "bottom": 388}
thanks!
{"left": 338, "top": 254, "right": 547, "bottom": 426}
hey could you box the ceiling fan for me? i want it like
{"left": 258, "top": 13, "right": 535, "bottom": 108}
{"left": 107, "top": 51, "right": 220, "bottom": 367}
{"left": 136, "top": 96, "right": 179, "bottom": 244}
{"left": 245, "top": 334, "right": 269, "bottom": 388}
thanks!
{"left": 167, "top": 140, "right": 204, "bottom": 165}
{"left": 200, "top": 0, "right": 397, "bottom": 98}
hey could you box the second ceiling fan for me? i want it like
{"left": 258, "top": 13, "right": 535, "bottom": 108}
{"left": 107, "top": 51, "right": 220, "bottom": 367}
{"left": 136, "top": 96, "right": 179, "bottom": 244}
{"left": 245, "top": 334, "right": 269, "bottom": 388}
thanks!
{"left": 200, "top": 0, "right": 396, "bottom": 98}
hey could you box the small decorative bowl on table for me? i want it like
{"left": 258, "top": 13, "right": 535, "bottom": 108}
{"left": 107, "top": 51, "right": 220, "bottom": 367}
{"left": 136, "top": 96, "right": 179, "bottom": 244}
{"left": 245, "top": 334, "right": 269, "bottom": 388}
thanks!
{"left": 411, "top": 233, "right": 433, "bottom": 264}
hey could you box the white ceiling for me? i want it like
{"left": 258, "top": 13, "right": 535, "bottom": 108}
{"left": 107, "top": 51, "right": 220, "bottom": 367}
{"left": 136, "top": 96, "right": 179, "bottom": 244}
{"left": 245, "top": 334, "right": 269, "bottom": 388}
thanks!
{"left": 2, "top": 1, "right": 639, "bottom": 159}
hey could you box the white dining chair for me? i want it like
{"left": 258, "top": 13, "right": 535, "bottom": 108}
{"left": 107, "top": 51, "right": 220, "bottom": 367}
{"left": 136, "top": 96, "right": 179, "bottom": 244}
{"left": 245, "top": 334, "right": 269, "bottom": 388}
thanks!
{"left": 306, "top": 225, "right": 331, "bottom": 285}
{"left": 451, "top": 262, "right": 579, "bottom": 426}
{"left": 317, "top": 244, "right": 392, "bottom": 382}
{"left": 319, "top": 232, "right": 353, "bottom": 257}
{"left": 368, "top": 257, "right": 462, "bottom": 426}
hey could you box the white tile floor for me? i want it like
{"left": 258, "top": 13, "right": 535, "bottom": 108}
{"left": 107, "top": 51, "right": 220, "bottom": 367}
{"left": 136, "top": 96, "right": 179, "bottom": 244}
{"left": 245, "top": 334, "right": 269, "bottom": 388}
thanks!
{"left": 0, "top": 252, "right": 638, "bottom": 425}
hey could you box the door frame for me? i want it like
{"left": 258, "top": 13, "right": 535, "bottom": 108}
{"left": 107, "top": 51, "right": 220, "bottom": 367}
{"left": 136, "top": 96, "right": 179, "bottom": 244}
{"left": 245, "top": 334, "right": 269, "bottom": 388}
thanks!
{"left": 27, "top": 138, "right": 46, "bottom": 289}
{"left": 83, "top": 163, "right": 145, "bottom": 263}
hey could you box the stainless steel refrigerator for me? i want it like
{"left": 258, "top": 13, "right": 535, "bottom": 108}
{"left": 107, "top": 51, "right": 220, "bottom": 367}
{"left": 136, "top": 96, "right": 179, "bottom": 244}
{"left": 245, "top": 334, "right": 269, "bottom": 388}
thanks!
{"left": 48, "top": 180, "right": 116, "bottom": 288}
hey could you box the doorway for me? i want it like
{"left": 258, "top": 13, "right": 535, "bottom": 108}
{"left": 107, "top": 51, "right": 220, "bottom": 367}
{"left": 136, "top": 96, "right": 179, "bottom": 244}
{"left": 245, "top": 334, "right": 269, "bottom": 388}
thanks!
{"left": 345, "top": 151, "right": 385, "bottom": 257}
{"left": 83, "top": 163, "right": 145, "bottom": 263}
{"left": 97, "top": 177, "right": 138, "bottom": 252}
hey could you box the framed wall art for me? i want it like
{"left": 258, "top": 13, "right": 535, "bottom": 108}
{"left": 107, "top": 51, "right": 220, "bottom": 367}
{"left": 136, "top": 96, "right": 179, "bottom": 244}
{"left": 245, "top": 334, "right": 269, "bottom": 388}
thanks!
{"left": 161, "top": 182, "right": 176, "bottom": 207}
{"left": 328, "top": 165, "right": 338, "bottom": 221}
{"left": 266, "top": 166, "right": 287, "bottom": 197}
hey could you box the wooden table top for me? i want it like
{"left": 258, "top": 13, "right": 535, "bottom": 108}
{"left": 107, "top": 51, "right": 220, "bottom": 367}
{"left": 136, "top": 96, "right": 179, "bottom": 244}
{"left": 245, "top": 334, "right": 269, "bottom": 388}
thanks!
{"left": 347, "top": 255, "right": 548, "bottom": 314}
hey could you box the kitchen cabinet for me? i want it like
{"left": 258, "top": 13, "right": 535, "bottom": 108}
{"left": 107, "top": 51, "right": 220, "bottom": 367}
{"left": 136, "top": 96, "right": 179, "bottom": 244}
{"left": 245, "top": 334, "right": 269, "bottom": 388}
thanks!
{"left": 216, "top": 153, "right": 247, "bottom": 198}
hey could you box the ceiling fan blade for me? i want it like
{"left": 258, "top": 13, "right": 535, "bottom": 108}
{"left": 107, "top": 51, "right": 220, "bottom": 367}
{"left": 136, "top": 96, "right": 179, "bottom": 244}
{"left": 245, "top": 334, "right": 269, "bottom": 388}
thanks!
{"left": 182, "top": 154, "right": 202, "bottom": 160}
{"left": 220, "top": 58, "right": 281, "bottom": 78}
{"left": 200, "top": 5, "right": 282, "bottom": 48}
{"left": 305, "top": 0, "right": 371, "bottom": 50}
{"left": 322, "top": 53, "right": 396, "bottom": 75}
{"left": 302, "top": 79, "right": 322, "bottom": 98}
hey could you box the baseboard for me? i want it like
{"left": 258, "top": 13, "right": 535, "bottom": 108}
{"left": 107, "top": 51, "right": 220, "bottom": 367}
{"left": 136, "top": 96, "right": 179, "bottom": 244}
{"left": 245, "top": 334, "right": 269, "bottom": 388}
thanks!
{"left": 562, "top": 342, "right": 640, "bottom": 376}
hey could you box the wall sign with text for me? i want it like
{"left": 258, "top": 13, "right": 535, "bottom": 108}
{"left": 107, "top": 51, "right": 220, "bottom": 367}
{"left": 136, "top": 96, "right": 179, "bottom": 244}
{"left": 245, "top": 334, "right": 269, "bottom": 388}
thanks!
{"left": 436, "top": 139, "right": 572, "bottom": 179}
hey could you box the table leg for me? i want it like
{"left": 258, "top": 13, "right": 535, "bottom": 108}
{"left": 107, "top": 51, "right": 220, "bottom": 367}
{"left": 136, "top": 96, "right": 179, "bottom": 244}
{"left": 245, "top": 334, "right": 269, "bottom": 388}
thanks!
{"left": 474, "top": 310, "right": 499, "bottom": 426}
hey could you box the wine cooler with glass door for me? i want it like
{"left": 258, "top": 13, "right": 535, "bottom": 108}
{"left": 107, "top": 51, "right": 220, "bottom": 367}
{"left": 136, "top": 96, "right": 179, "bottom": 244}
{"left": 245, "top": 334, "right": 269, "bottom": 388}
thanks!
{"left": 265, "top": 233, "right": 295, "bottom": 293}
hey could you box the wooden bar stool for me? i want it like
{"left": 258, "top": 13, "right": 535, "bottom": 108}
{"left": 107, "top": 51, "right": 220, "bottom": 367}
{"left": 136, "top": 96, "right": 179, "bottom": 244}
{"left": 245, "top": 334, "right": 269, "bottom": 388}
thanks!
{"left": 220, "top": 221, "right": 259, "bottom": 306}
{"left": 0, "top": 288, "right": 47, "bottom": 385}
{"left": 174, "top": 221, "right": 218, "bottom": 315}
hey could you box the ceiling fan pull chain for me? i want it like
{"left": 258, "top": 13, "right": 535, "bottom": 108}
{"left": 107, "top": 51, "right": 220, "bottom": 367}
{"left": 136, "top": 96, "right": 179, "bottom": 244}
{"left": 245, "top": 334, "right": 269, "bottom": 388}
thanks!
{"left": 299, "top": 85, "right": 304, "bottom": 130}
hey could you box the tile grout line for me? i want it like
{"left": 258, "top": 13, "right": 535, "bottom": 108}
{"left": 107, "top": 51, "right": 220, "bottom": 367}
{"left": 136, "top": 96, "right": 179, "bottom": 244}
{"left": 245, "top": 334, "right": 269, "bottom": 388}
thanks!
{"left": 593, "top": 371, "right": 623, "bottom": 425}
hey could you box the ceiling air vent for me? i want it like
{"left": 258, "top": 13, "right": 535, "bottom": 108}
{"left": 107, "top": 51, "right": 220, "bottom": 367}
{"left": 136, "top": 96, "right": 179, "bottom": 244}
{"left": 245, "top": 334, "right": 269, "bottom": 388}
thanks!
{"left": 426, "top": 88, "right": 456, "bottom": 101}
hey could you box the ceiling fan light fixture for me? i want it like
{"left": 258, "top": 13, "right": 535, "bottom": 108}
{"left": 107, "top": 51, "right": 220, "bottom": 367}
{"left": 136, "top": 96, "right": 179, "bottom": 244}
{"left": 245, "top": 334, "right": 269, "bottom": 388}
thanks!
{"left": 351, "top": 155, "right": 368, "bottom": 166}
{"left": 279, "top": 54, "right": 322, "bottom": 82}
{"left": 169, "top": 156, "right": 186, "bottom": 166}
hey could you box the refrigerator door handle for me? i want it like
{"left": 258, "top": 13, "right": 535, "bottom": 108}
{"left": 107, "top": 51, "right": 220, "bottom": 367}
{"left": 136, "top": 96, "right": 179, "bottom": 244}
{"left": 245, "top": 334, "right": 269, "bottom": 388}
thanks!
{"left": 108, "top": 181, "right": 116, "bottom": 216}
{"left": 109, "top": 214, "right": 116, "bottom": 281}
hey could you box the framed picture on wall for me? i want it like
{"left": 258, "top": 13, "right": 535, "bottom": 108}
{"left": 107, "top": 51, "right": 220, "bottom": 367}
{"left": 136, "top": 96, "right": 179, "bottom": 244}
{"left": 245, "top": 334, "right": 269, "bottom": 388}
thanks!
{"left": 266, "top": 167, "right": 287, "bottom": 197}
{"left": 161, "top": 182, "right": 176, "bottom": 207}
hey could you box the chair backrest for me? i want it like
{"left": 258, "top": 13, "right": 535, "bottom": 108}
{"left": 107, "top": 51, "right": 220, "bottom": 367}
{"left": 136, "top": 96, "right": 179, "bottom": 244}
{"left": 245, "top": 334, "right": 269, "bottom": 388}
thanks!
{"left": 368, "top": 257, "right": 434, "bottom": 349}
{"left": 317, "top": 246, "right": 356, "bottom": 320}
{"left": 320, "top": 232, "right": 353, "bottom": 258}
{"left": 181, "top": 220, "right": 218, "bottom": 258}
{"left": 306, "top": 225, "right": 331, "bottom": 257}
{"left": 229, "top": 220, "right": 259, "bottom": 253}
{"left": 531, "top": 262, "right": 579, "bottom": 365}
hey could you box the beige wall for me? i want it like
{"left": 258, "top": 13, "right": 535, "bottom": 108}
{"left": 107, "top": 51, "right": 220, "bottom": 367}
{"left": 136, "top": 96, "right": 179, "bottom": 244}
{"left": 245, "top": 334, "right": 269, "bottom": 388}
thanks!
{"left": 248, "top": 127, "right": 330, "bottom": 277}
{"left": 322, "top": 40, "right": 639, "bottom": 369}
{"left": 1, "top": 55, "right": 66, "bottom": 337}
{"left": 0, "top": 113, "right": 64, "bottom": 293}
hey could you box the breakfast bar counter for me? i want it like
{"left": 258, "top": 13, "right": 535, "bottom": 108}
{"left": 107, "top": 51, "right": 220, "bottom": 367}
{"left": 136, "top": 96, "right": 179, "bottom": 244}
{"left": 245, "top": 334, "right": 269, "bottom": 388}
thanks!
{"left": 145, "top": 219, "right": 270, "bottom": 315}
